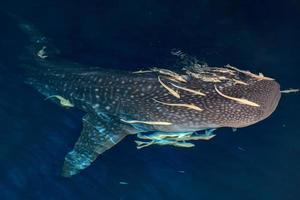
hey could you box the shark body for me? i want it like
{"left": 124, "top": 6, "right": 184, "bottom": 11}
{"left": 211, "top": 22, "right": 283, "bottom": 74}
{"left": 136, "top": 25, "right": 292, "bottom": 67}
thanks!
{"left": 19, "top": 20, "right": 281, "bottom": 177}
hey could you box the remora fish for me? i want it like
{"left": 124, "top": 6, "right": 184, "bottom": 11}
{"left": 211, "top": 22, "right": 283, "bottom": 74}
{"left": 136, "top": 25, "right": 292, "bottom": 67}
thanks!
{"left": 18, "top": 20, "right": 281, "bottom": 177}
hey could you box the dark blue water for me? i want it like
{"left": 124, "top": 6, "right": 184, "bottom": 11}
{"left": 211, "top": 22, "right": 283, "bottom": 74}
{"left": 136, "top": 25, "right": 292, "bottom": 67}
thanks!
{"left": 0, "top": 0, "right": 300, "bottom": 199}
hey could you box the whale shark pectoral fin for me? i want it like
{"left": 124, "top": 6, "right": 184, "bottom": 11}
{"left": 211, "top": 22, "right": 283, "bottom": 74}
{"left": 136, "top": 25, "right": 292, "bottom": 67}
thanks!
{"left": 61, "top": 114, "right": 127, "bottom": 177}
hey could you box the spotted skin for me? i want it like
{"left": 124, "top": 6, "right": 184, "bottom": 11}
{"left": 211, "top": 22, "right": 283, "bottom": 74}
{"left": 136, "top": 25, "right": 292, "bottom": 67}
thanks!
{"left": 20, "top": 20, "right": 281, "bottom": 177}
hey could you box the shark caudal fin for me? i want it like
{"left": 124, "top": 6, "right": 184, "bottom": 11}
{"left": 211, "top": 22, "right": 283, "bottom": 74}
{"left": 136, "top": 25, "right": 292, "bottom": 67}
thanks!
{"left": 12, "top": 14, "right": 103, "bottom": 98}
{"left": 9, "top": 13, "right": 60, "bottom": 64}
{"left": 11, "top": 13, "right": 64, "bottom": 94}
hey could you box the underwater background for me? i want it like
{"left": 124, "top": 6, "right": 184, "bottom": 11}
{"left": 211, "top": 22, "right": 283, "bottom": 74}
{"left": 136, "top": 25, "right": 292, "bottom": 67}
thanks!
{"left": 0, "top": 0, "right": 299, "bottom": 199}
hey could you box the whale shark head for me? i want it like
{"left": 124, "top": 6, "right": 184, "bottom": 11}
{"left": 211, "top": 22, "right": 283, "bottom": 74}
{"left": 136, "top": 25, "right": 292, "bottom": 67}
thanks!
{"left": 177, "top": 65, "right": 281, "bottom": 129}
{"left": 217, "top": 78, "right": 281, "bottom": 128}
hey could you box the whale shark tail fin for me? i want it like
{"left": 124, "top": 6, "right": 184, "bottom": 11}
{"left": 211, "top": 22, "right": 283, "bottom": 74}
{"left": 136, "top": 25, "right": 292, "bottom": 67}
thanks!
{"left": 11, "top": 14, "right": 96, "bottom": 95}
{"left": 9, "top": 13, "right": 60, "bottom": 63}
{"left": 13, "top": 14, "right": 103, "bottom": 73}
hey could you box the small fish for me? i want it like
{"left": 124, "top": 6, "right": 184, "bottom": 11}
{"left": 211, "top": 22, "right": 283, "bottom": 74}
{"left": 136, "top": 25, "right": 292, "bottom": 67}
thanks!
{"left": 120, "top": 119, "right": 172, "bottom": 126}
{"left": 280, "top": 88, "right": 299, "bottom": 94}
{"left": 37, "top": 46, "right": 47, "bottom": 59}
{"left": 152, "top": 98, "right": 203, "bottom": 111}
{"left": 119, "top": 181, "right": 129, "bottom": 185}
{"left": 232, "top": 79, "right": 248, "bottom": 85}
{"left": 170, "top": 82, "right": 206, "bottom": 96}
{"left": 135, "top": 139, "right": 195, "bottom": 149}
{"left": 214, "top": 85, "right": 260, "bottom": 107}
{"left": 226, "top": 65, "right": 274, "bottom": 81}
{"left": 44, "top": 95, "right": 74, "bottom": 108}
{"left": 237, "top": 146, "right": 246, "bottom": 151}
{"left": 158, "top": 76, "right": 181, "bottom": 98}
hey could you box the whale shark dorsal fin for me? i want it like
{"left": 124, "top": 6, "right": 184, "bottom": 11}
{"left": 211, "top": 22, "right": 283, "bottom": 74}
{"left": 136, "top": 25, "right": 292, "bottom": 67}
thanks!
{"left": 61, "top": 114, "right": 128, "bottom": 177}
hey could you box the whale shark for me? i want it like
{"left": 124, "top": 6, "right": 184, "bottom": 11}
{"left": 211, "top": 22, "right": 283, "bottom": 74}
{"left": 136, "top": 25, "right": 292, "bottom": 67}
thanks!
{"left": 18, "top": 19, "right": 281, "bottom": 177}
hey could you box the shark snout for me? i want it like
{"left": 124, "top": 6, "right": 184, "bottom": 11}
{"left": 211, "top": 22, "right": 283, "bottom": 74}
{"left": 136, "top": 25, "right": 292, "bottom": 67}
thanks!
{"left": 254, "top": 79, "right": 281, "bottom": 122}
